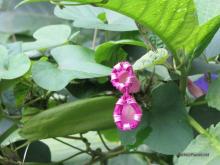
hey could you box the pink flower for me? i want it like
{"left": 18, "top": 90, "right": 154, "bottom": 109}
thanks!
{"left": 113, "top": 95, "right": 142, "bottom": 131}
{"left": 111, "top": 62, "right": 140, "bottom": 93}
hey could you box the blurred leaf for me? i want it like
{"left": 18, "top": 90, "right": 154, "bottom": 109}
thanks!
{"left": 54, "top": 5, "right": 137, "bottom": 31}
{"left": 0, "top": 0, "right": 64, "bottom": 33}
{"left": 0, "top": 45, "right": 31, "bottom": 79}
{"left": 195, "top": 0, "right": 220, "bottom": 57}
{"left": 32, "top": 45, "right": 111, "bottom": 91}
{"left": 144, "top": 82, "right": 193, "bottom": 155}
{"left": 20, "top": 96, "right": 117, "bottom": 140}
{"left": 95, "top": 39, "right": 146, "bottom": 67}
{"left": 174, "top": 122, "right": 220, "bottom": 165}
{"left": 206, "top": 77, "right": 220, "bottom": 111}
{"left": 22, "top": 24, "right": 71, "bottom": 51}
{"left": 133, "top": 48, "right": 169, "bottom": 70}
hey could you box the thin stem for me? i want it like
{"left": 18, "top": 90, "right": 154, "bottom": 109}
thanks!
{"left": 53, "top": 138, "right": 85, "bottom": 153}
{"left": 92, "top": 29, "right": 98, "bottom": 49}
{"left": 22, "top": 144, "right": 30, "bottom": 165}
{"left": 97, "top": 131, "right": 111, "bottom": 151}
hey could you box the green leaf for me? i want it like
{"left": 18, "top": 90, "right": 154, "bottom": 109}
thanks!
{"left": 174, "top": 122, "right": 220, "bottom": 165}
{"left": 95, "top": 39, "right": 146, "bottom": 67}
{"left": 54, "top": 5, "right": 138, "bottom": 31}
{"left": 20, "top": 96, "right": 117, "bottom": 140}
{"left": 32, "top": 45, "right": 111, "bottom": 91}
{"left": 0, "top": 0, "right": 64, "bottom": 33}
{"left": 133, "top": 48, "right": 169, "bottom": 70}
{"left": 144, "top": 82, "right": 193, "bottom": 155}
{"left": 0, "top": 45, "right": 31, "bottom": 79}
{"left": 22, "top": 24, "right": 71, "bottom": 51}
{"left": 206, "top": 77, "right": 220, "bottom": 111}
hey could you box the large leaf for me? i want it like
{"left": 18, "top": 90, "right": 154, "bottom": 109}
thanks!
{"left": 23, "top": 0, "right": 220, "bottom": 58}
{"left": 22, "top": 24, "right": 71, "bottom": 51}
{"left": 0, "top": 0, "right": 64, "bottom": 33}
{"left": 32, "top": 45, "right": 111, "bottom": 91}
{"left": 20, "top": 96, "right": 117, "bottom": 140}
{"left": 206, "top": 77, "right": 220, "bottom": 111}
{"left": 144, "top": 82, "right": 193, "bottom": 155}
{"left": 54, "top": 5, "right": 137, "bottom": 31}
{"left": 174, "top": 122, "right": 220, "bottom": 165}
{"left": 0, "top": 45, "right": 31, "bottom": 79}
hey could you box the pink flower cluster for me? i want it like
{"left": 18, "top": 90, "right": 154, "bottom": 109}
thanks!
{"left": 111, "top": 62, "right": 142, "bottom": 131}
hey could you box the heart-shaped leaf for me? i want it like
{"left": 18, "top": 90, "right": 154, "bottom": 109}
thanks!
{"left": 32, "top": 45, "right": 111, "bottom": 91}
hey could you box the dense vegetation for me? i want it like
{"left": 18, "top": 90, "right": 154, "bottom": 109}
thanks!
{"left": 0, "top": 0, "right": 220, "bottom": 164}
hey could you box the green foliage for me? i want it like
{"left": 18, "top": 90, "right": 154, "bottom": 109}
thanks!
{"left": 1, "top": 0, "right": 220, "bottom": 164}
